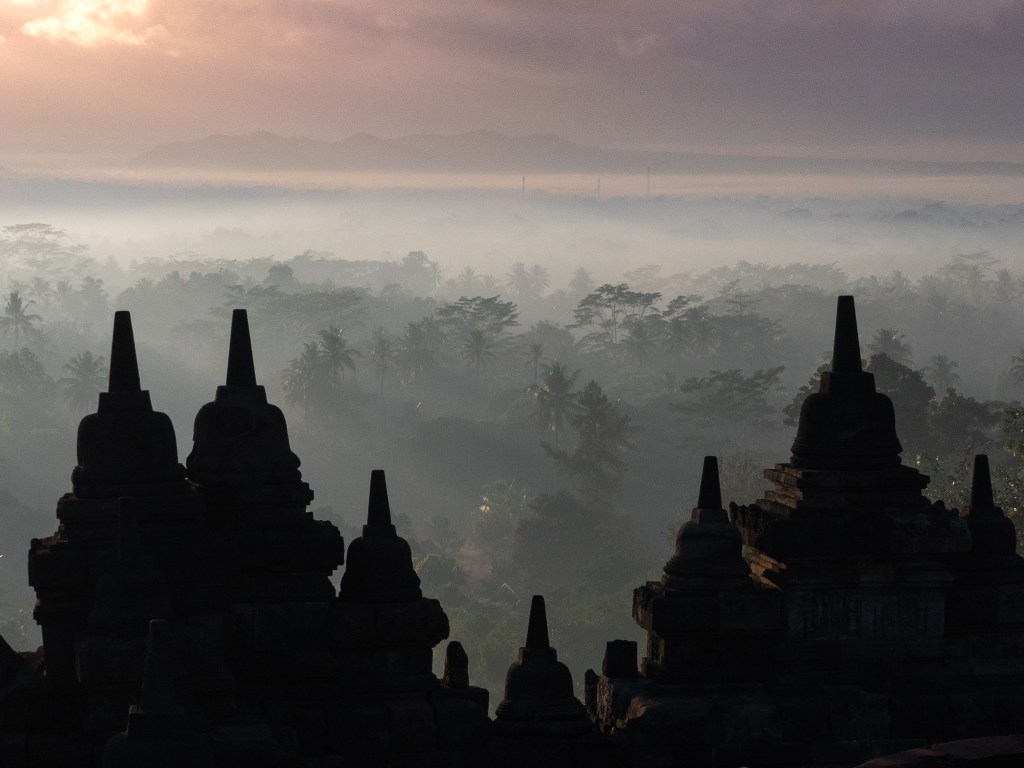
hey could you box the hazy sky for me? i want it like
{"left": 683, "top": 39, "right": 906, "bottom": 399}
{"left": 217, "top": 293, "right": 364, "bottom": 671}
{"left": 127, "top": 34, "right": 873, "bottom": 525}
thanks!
{"left": 1, "top": 1, "right": 1022, "bottom": 160}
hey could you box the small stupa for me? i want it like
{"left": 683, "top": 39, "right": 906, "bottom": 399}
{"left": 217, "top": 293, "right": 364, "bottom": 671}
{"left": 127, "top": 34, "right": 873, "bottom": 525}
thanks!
{"left": 338, "top": 469, "right": 423, "bottom": 603}
{"left": 735, "top": 295, "right": 968, "bottom": 561}
{"left": 187, "top": 308, "right": 302, "bottom": 487}
{"left": 634, "top": 456, "right": 779, "bottom": 685}
{"left": 73, "top": 311, "right": 188, "bottom": 498}
{"left": 494, "top": 595, "right": 589, "bottom": 735}
{"left": 960, "top": 454, "right": 1017, "bottom": 557}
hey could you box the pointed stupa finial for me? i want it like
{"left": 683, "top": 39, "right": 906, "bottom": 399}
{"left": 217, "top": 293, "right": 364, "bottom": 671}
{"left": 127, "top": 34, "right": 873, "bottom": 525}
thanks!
{"left": 338, "top": 468, "right": 421, "bottom": 601}
{"left": 225, "top": 309, "right": 258, "bottom": 387}
{"left": 108, "top": 311, "right": 141, "bottom": 392}
{"left": 140, "top": 619, "right": 176, "bottom": 714}
{"left": 364, "top": 469, "right": 397, "bottom": 536}
{"left": 496, "top": 592, "right": 587, "bottom": 732}
{"left": 831, "top": 295, "right": 862, "bottom": 374}
{"left": 525, "top": 594, "right": 550, "bottom": 651}
{"left": 971, "top": 454, "right": 995, "bottom": 509}
{"left": 697, "top": 456, "right": 723, "bottom": 511}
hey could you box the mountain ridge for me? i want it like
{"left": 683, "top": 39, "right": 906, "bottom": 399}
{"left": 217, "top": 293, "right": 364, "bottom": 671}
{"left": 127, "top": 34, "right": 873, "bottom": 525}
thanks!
{"left": 133, "top": 131, "right": 1024, "bottom": 177}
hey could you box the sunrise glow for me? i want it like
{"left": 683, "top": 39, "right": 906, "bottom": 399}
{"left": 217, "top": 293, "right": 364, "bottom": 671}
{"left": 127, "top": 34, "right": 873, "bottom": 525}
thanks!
{"left": 17, "top": 0, "right": 156, "bottom": 46}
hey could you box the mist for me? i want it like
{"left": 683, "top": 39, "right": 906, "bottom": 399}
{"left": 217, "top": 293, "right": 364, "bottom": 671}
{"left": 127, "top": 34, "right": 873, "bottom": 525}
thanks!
{"left": 4, "top": 164, "right": 1024, "bottom": 285}
{"left": 2, "top": 157, "right": 1024, "bottom": 704}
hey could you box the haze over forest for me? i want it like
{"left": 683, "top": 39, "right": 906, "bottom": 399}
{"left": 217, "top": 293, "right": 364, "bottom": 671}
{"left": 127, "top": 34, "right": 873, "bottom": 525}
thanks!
{"left": 2, "top": 0, "right": 1024, "bottom": 706}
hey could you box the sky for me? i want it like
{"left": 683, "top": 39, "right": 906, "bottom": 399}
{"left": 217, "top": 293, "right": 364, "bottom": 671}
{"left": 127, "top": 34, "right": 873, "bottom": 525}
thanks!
{"left": 1, "top": 1, "right": 1023, "bottom": 161}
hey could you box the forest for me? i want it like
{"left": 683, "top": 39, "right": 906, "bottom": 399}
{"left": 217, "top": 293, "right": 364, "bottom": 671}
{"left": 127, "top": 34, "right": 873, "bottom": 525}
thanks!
{"left": 1, "top": 221, "right": 1024, "bottom": 707}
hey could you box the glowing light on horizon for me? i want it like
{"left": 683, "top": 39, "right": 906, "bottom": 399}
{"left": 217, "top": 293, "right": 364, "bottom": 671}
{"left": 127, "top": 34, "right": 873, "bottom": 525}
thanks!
{"left": 18, "top": 0, "right": 157, "bottom": 46}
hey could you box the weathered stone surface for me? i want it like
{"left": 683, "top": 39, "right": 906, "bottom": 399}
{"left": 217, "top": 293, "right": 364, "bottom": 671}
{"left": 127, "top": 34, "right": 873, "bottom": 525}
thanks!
{"left": 432, "top": 689, "right": 491, "bottom": 750}
{"left": 622, "top": 694, "right": 720, "bottom": 745}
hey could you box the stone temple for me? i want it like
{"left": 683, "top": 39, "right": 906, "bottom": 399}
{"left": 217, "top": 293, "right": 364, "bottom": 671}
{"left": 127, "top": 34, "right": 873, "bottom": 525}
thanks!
{"left": 0, "top": 297, "right": 1023, "bottom": 767}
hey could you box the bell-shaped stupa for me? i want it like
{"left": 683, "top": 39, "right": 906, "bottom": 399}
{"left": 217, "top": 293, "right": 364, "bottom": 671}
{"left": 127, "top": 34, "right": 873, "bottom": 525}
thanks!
{"left": 73, "top": 311, "right": 187, "bottom": 497}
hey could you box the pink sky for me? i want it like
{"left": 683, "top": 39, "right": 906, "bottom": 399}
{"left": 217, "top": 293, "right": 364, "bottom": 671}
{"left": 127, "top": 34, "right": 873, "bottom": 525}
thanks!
{"left": 1, "top": 1, "right": 1022, "bottom": 160}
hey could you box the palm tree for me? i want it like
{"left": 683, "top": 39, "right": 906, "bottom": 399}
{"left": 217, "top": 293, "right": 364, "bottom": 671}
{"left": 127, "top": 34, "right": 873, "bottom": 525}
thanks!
{"left": 461, "top": 328, "right": 497, "bottom": 386}
{"left": 520, "top": 342, "right": 545, "bottom": 384}
{"left": 867, "top": 328, "right": 913, "bottom": 366}
{"left": 398, "top": 318, "right": 443, "bottom": 384}
{"left": 30, "top": 277, "right": 53, "bottom": 312}
{"left": 529, "top": 361, "right": 580, "bottom": 448}
{"left": 426, "top": 261, "right": 444, "bottom": 293}
{"left": 994, "top": 268, "right": 1019, "bottom": 302}
{"left": 317, "top": 326, "right": 359, "bottom": 380}
{"left": 527, "top": 264, "right": 550, "bottom": 295}
{"left": 282, "top": 341, "right": 331, "bottom": 422}
{"left": 0, "top": 291, "right": 41, "bottom": 343}
{"left": 506, "top": 262, "right": 532, "bottom": 299}
{"left": 623, "top": 318, "right": 657, "bottom": 367}
{"left": 685, "top": 308, "right": 718, "bottom": 357}
{"left": 924, "top": 354, "right": 960, "bottom": 397}
{"left": 662, "top": 315, "right": 689, "bottom": 360}
{"left": 366, "top": 327, "right": 396, "bottom": 396}
{"left": 59, "top": 351, "right": 107, "bottom": 413}
{"left": 1010, "top": 347, "right": 1024, "bottom": 388}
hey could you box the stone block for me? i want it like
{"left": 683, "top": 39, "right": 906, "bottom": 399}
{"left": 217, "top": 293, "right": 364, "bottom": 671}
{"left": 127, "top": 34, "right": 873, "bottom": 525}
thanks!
{"left": 325, "top": 700, "right": 389, "bottom": 754}
{"left": 603, "top": 639, "right": 638, "bottom": 678}
{"left": 824, "top": 686, "right": 890, "bottom": 741}
{"left": 946, "top": 587, "right": 1000, "bottom": 628}
{"left": 805, "top": 739, "right": 926, "bottom": 766}
{"left": 225, "top": 603, "right": 257, "bottom": 651}
{"left": 209, "top": 722, "right": 290, "bottom": 768}
{"left": 594, "top": 676, "right": 652, "bottom": 726}
{"left": 83, "top": 689, "right": 136, "bottom": 733}
{"left": 386, "top": 696, "right": 437, "bottom": 753}
{"left": 376, "top": 598, "right": 449, "bottom": 647}
{"left": 253, "top": 600, "right": 330, "bottom": 652}
{"left": 718, "top": 587, "right": 782, "bottom": 632}
{"left": 712, "top": 741, "right": 803, "bottom": 767}
{"left": 268, "top": 701, "right": 329, "bottom": 753}
{"left": 635, "top": 588, "right": 720, "bottom": 637}
{"left": 333, "top": 648, "right": 378, "bottom": 687}
{"left": 375, "top": 648, "right": 438, "bottom": 689}
{"left": 330, "top": 601, "right": 376, "bottom": 647}
{"left": 932, "top": 734, "right": 1024, "bottom": 763}
{"left": 0, "top": 734, "right": 28, "bottom": 768}
{"left": 623, "top": 693, "right": 720, "bottom": 745}
{"left": 997, "top": 584, "right": 1024, "bottom": 623}
{"left": 714, "top": 694, "right": 782, "bottom": 744}
{"left": 775, "top": 694, "right": 832, "bottom": 741}
{"left": 75, "top": 635, "right": 147, "bottom": 685}
{"left": 431, "top": 691, "right": 491, "bottom": 750}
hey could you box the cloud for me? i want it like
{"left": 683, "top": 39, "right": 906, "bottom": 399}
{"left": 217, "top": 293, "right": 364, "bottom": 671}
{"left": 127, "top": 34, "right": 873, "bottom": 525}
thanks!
{"left": 19, "top": 0, "right": 161, "bottom": 46}
{"left": 1, "top": 0, "right": 1022, "bottom": 159}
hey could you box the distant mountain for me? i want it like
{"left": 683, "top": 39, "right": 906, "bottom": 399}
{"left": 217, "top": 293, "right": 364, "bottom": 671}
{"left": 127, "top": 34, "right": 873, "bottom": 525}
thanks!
{"left": 133, "top": 131, "right": 1024, "bottom": 177}
{"left": 135, "top": 130, "right": 626, "bottom": 173}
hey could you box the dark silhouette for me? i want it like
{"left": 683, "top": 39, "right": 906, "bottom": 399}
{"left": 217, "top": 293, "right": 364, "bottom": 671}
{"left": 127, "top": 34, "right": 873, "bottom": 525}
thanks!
{"left": 7, "top": 298, "right": 1024, "bottom": 768}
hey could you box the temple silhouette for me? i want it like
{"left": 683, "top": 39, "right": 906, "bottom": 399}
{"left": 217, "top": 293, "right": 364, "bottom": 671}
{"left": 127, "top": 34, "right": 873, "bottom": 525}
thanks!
{"left": 2, "top": 297, "right": 1023, "bottom": 767}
